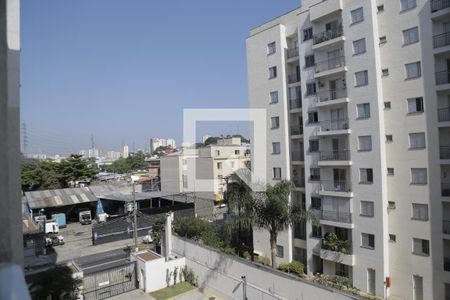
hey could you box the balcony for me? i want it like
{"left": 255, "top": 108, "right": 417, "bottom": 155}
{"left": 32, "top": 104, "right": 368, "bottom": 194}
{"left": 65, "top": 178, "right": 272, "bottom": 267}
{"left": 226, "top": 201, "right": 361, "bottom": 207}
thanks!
{"left": 291, "top": 151, "right": 304, "bottom": 162}
{"left": 443, "top": 182, "right": 450, "bottom": 197}
{"left": 289, "top": 97, "right": 302, "bottom": 110}
{"left": 439, "top": 107, "right": 450, "bottom": 122}
{"left": 310, "top": 0, "right": 343, "bottom": 22}
{"left": 431, "top": 0, "right": 450, "bottom": 12}
{"left": 315, "top": 87, "right": 348, "bottom": 107}
{"left": 320, "top": 233, "right": 354, "bottom": 266}
{"left": 287, "top": 47, "right": 299, "bottom": 59}
{"left": 312, "top": 26, "right": 344, "bottom": 50}
{"left": 320, "top": 180, "right": 352, "bottom": 197}
{"left": 315, "top": 56, "right": 346, "bottom": 77}
{"left": 317, "top": 119, "right": 350, "bottom": 136}
{"left": 317, "top": 209, "right": 352, "bottom": 224}
{"left": 288, "top": 73, "right": 301, "bottom": 84}
{"left": 293, "top": 177, "right": 306, "bottom": 189}
{"left": 441, "top": 146, "right": 450, "bottom": 159}
{"left": 290, "top": 125, "right": 303, "bottom": 136}
{"left": 434, "top": 32, "right": 450, "bottom": 49}
{"left": 444, "top": 220, "right": 450, "bottom": 234}
{"left": 319, "top": 150, "right": 350, "bottom": 161}
{"left": 436, "top": 70, "right": 450, "bottom": 85}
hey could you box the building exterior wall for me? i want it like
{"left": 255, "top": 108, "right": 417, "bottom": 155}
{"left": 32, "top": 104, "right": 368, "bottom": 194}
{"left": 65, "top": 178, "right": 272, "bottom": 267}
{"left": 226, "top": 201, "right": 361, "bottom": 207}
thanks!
{"left": 247, "top": 0, "right": 446, "bottom": 298}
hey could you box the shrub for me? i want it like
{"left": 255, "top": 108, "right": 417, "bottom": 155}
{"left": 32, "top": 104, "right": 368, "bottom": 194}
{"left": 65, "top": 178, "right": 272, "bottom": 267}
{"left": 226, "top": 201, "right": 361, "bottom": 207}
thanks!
{"left": 277, "top": 261, "right": 304, "bottom": 277}
{"left": 256, "top": 256, "right": 271, "bottom": 266}
{"left": 181, "top": 266, "right": 198, "bottom": 287}
{"left": 322, "top": 233, "right": 351, "bottom": 254}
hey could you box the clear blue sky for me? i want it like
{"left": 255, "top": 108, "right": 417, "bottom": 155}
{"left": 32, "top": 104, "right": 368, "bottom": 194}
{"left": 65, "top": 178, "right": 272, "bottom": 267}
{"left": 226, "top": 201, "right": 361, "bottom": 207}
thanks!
{"left": 21, "top": 0, "right": 299, "bottom": 154}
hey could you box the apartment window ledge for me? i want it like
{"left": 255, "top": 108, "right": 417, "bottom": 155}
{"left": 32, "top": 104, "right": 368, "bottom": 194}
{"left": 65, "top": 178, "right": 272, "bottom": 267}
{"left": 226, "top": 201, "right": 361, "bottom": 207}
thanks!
{"left": 356, "top": 116, "right": 370, "bottom": 120}
{"left": 267, "top": 52, "right": 275, "bottom": 57}
{"left": 410, "top": 182, "right": 427, "bottom": 186}
{"left": 412, "top": 252, "right": 429, "bottom": 257}
{"left": 271, "top": 127, "right": 280, "bottom": 130}
{"left": 402, "top": 41, "right": 419, "bottom": 47}
{"left": 400, "top": 6, "right": 417, "bottom": 14}
{"left": 269, "top": 76, "right": 277, "bottom": 80}
{"left": 411, "top": 217, "right": 429, "bottom": 222}
{"left": 354, "top": 84, "right": 368, "bottom": 88}
{"left": 361, "top": 246, "right": 375, "bottom": 250}
{"left": 360, "top": 214, "right": 374, "bottom": 218}
{"left": 272, "top": 152, "right": 280, "bottom": 155}
{"left": 309, "top": 178, "right": 320, "bottom": 182}
{"left": 269, "top": 101, "right": 278, "bottom": 105}
{"left": 359, "top": 181, "right": 373, "bottom": 185}
{"left": 353, "top": 51, "right": 366, "bottom": 57}
{"left": 407, "top": 111, "right": 424, "bottom": 116}
{"left": 409, "top": 147, "right": 426, "bottom": 150}
{"left": 358, "top": 149, "right": 372, "bottom": 152}
{"left": 350, "top": 19, "right": 364, "bottom": 27}
{"left": 405, "top": 76, "right": 421, "bottom": 81}
{"left": 273, "top": 178, "right": 282, "bottom": 181}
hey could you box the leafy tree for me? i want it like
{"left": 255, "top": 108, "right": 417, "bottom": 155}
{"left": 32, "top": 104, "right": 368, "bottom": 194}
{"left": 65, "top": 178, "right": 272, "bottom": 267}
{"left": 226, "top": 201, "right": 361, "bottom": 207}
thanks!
{"left": 254, "top": 180, "right": 317, "bottom": 268}
{"left": 57, "top": 154, "right": 97, "bottom": 185}
{"left": 28, "top": 265, "right": 82, "bottom": 300}
{"left": 225, "top": 169, "right": 255, "bottom": 258}
{"left": 204, "top": 137, "right": 219, "bottom": 146}
{"left": 152, "top": 146, "right": 172, "bottom": 157}
{"left": 104, "top": 152, "right": 147, "bottom": 174}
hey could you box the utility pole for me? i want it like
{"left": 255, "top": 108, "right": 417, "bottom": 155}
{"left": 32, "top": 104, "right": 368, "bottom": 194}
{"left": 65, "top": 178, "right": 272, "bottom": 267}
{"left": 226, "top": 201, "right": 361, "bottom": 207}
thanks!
{"left": 241, "top": 276, "right": 247, "bottom": 300}
{"left": 132, "top": 181, "right": 138, "bottom": 252}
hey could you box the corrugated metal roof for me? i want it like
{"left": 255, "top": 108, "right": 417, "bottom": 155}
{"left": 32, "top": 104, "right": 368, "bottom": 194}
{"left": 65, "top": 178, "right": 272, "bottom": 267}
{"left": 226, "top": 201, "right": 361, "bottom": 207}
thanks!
{"left": 89, "top": 184, "right": 138, "bottom": 198}
{"left": 25, "top": 187, "right": 97, "bottom": 209}
{"left": 23, "top": 215, "right": 40, "bottom": 235}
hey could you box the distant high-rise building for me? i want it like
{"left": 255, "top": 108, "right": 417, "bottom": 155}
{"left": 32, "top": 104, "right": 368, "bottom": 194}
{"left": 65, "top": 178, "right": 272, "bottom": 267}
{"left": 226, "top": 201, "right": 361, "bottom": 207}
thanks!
{"left": 123, "top": 144, "right": 129, "bottom": 158}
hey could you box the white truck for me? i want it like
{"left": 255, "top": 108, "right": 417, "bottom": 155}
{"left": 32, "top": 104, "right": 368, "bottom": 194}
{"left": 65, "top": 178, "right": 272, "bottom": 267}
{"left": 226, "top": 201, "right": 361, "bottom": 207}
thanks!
{"left": 45, "top": 220, "right": 59, "bottom": 234}
{"left": 79, "top": 210, "right": 92, "bottom": 225}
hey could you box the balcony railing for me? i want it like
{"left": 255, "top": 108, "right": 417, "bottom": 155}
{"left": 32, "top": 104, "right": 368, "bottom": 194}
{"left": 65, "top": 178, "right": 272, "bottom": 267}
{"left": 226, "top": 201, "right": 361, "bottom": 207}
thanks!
{"left": 442, "top": 182, "right": 450, "bottom": 196}
{"left": 441, "top": 146, "right": 450, "bottom": 159}
{"left": 291, "top": 125, "right": 303, "bottom": 135}
{"left": 319, "top": 150, "right": 350, "bottom": 161}
{"left": 293, "top": 178, "right": 306, "bottom": 188}
{"left": 291, "top": 151, "right": 305, "bottom": 161}
{"left": 290, "top": 97, "right": 302, "bottom": 109}
{"left": 317, "top": 209, "right": 352, "bottom": 223}
{"left": 316, "top": 87, "right": 347, "bottom": 103}
{"left": 431, "top": 0, "right": 450, "bottom": 12}
{"left": 313, "top": 26, "right": 344, "bottom": 45}
{"left": 438, "top": 107, "right": 450, "bottom": 122}
{"left": 315, "top": 56, "right": 345, "bottom": 74}
{"left": 288, "top": 73, "right": 301, "bottom": 84}
{"left": 287, "top": 47, "right": 299, "bottom": 59}
{"left": 320, "top": 180, "right": 351, "bottom": 193}
{"left": 444, "top": 220, "right": 450, "bottom": 234}
{"left": 434, "top": 32, "right": 450, "bottom": 48}
{"left": 318, "top": 118, "right": 349, "bottom": 132}
{"left": 436, "top": 70, "right": 450, "bottom": 85}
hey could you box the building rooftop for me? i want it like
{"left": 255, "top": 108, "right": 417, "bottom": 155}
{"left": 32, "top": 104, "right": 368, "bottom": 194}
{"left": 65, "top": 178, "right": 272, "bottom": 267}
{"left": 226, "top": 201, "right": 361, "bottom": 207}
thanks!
{"left": 137, "top": 251, "right": 160, "bottom": 262}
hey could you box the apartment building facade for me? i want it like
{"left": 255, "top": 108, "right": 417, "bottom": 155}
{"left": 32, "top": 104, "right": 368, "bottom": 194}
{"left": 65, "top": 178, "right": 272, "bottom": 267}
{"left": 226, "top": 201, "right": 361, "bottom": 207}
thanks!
{"left": 247, "top": 0, "right": 450, "bottom": 299}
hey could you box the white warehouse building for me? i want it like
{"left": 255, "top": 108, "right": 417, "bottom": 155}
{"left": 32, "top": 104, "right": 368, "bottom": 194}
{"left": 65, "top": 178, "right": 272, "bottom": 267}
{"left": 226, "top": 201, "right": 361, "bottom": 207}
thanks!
{"left": 246, "top": 0, "right": 450, "bottom": 299}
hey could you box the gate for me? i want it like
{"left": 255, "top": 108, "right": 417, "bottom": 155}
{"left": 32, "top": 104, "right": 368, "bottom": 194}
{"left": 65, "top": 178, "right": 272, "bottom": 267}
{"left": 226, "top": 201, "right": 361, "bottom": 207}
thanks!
{"left": 82, "top": 262, "right": 137, "bottom": 300}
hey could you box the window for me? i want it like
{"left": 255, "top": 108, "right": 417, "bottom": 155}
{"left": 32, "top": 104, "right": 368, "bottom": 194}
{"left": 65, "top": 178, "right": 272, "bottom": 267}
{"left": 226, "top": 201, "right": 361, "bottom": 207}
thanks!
{"left": 267, "top": 42, "right": 276, "bottom": 55}
{"left": 353, "top": 38, "right": 366, "bottom": 55}
{"left": 234, "top": 149, "right": 240, "bottom": 155}
{"left": 386, "top": 135, "right": 393, "bottom": 142}
{"left": 306, "top": 82, "right": 316, "bottom": 95}
{"left": 309, "top": 140, "right": 319, "bottom": 152}
{"left": 303, "top": 27, "right": 313, "bottom": 41}
{"left": 358, "top": 136, "right": 372, "bottom": 151}
{"left": 310, "top": 168, "right": 320, "bottom": 181}
{"left": 311, "top": 197, "right": 321, "bottom": 209}
{"left": 389, "top": 234, "right": 396, "bottom": 242}
{"left": 336, "top": 264, "right": 350, "bottom": 277}
{"left": 351, "top": 7, "right": 364, "bottom": 24}
{"left": 388, "top": 201, "right": 396, "bottom": 209}
{"left": 361, "top": 233, "right": 375, "bottom": 249}
{"left": 272, "top": 142, "right": 281, "bottom": 154}
{"left": 384, "top": 101, "right": 391, "bottom": 109}
{"left": 308, "top": 111, "right": 318, "bottom": 123}
{"left": 412, "top": 203, "right": 428, "bottom": 220}
{"left": 405, "top": 62, "right": 421, "bottom": 79}
{"left": 401, "top": 0, "right": 416, "bottom": 12}
{"left": 411, "top": 168, "right": 427, "bottom": 184}
{"left": 355, "top": 70, "right": 368, "bottom": 86}
{"left": 215, "top": 150, "right": 220, "bottom": 156}
{"left": 357, "top": 103, "right": 371, "bottom": 119}
{"left": 377, "top": 5, "right": 384, "bottom": 12}
{"left": 312, "top": 225, "right": 322, "bottom": 238}
{"left": 273, "top": 167, "right": 282, "bottom": 180}
{"left": 379, "top": 36, "right": 387, "bottom": 44}
{"left": 276, "top": 245, "right": 284, "bottom": 257}
{"left": 182, "top": 175, "right": 188, "bottom": 189}
{"left": 407, "top": 97, "right": 424, "bottom": 113}
{"left": 412, "top": 238, "right": 429, "bottom": 256}
{"left": 387, "top": 168, "right": 395, "bottom": 175}
{"left": 382, "top": 69, "right": 389, "bottom": 76}
{"left": 361, "top": 201, "right": 374, "bottom": 217}
{"left": 305, "top": 55, "right": 315, "bottom": 68}
{"left": 403, "top": 27, "right": 419, "bottom": 45}
{"left": 409, "top": 133, "right": 426, "bottom": 149}
{"left": 269, "top": 66, "right": 277, "bottom": 79}
{"left": 217, "top": 162, "right": 222, "bottom": 169}
{"left": 269, "top": 91, "right": 279, "bottom": 104}
{"left": 360, "top": 168, "right": 373, "bottom": 183}
{"left": 271, "top": 116, "right": 280, "bottom": 129}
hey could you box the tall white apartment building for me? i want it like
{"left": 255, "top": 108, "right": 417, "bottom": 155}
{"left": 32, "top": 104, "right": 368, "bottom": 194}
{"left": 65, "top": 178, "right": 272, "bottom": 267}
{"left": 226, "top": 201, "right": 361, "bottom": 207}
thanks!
{"left": 247, "top": 0, "right": 450, "bottom": 299}
{"left": 150, "top": 137, "right": 177, "bottom": 154}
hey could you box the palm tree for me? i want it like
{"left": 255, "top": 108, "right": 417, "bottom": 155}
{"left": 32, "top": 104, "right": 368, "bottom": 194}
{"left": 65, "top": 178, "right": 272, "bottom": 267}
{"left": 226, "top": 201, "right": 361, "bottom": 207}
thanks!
{"left": 225, "top": 169, "right": 255, "bottom": 258}
{"left": 254, "top": 180, "right": 317, "bottom": 268}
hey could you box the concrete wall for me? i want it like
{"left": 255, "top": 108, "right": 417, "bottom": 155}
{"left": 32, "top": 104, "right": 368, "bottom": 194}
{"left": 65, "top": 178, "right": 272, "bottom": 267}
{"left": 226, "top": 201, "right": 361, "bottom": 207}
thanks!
{"left": 172, "top": 236, "right": 359, "bottom": 300}
{"left": 0, "top": 0, "right": 22, "bottom": 266}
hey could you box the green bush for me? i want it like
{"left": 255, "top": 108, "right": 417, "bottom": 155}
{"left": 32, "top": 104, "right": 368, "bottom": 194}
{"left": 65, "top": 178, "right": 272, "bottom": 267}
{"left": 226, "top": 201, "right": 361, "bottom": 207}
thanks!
{"left": 322, "top": 233, "right": 351, "bottom": 254}
{"left": 277, "top": 261, "right": 304, "bottom": 277}
{"left": 278, "top": 262, "right": 289, "bottom": 272}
